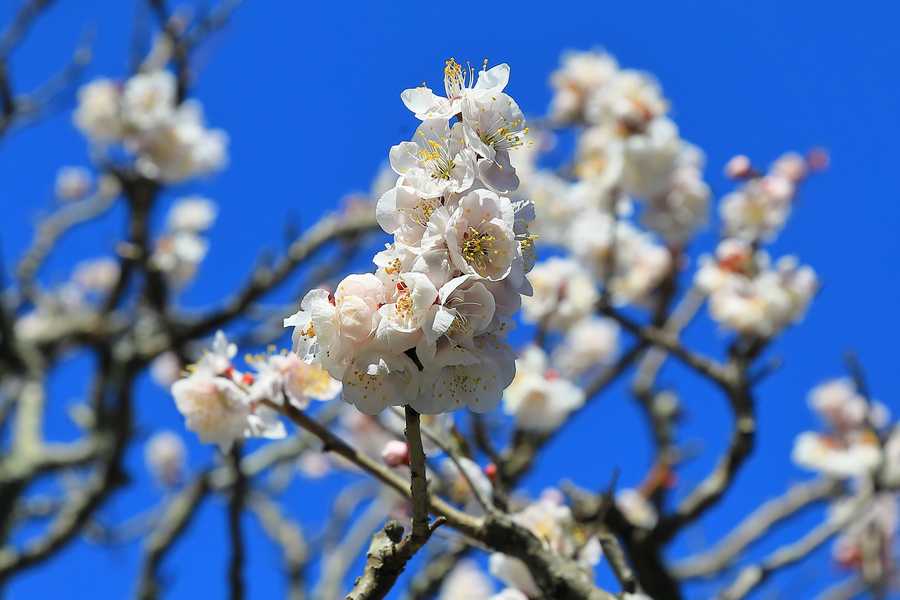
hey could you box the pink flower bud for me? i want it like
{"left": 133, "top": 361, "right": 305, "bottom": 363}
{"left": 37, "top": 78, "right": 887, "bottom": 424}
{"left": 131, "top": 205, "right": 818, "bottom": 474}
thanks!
{"left": 806, "top": 147, "right": 830, "bottom": 172}
{"left": 381, "top": 440, "right": 409, "bottom": 467}
{"left": 724, "top": 154, "right": 753, "bottom": 179}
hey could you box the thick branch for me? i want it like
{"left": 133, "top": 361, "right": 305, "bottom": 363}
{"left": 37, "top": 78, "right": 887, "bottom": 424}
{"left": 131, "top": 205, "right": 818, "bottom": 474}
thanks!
{"left": 227, "top": 445, "right": 247, "bottom": 600}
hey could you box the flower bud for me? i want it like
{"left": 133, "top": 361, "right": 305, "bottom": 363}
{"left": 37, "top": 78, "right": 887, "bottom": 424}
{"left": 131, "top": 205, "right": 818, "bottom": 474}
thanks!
{"left": 381, "top": 440, "right": 410, "bottom": 467}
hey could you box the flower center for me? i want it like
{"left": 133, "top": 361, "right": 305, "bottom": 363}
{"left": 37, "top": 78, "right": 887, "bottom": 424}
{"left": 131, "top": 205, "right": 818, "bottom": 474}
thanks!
{"left": 417, "top": 138, "right": 456, "bottom": 181}
{"left": 461, "top": 227, "right": 496, "bottom": 273}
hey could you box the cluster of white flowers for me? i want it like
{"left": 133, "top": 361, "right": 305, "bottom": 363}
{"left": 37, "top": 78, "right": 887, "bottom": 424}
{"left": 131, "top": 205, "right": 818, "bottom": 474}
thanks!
{"left": 503, "top": 345, "right": 585, "bottom": 432}
{"left": 284, "top": 59, "right": 536, "bottom": 416}
{"left": 150, "top": 196, "right": 218, "bottom": 286}
{"left": 537, "top": 49, "right": 710, "bottom": 248}
{"left": 792, "top": 378, "right": 900, "bottom": 579}
{"left": 489, "top": 490, "right": 601, "bottom": 598}
{"left": 171, "top": 332, "right": 340, "bottom": 451}
{"left": 74, "top": 70, "right": 228, "bottom": 182}
{"left": 691, "top": 152, "right": 823, "bottom": 336}
{"left": 695, "top": 237, "right": 818, "bottom": 337}
{"left": 792, "top": 378, "right": 889, "bottom": 479}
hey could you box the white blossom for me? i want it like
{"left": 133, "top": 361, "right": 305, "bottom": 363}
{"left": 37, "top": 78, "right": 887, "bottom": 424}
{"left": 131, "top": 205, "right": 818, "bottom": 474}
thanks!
{"left": 166, "top": 196, "right": 218, "bottom": 232}
{"left": 122, "top": 70, "right": 177, "bottom": 132}
{"left": 71, "top": 258, "right": 120, "bottom": 294}
{"left": 389, "top": 119, "right": 475, "bottom": 198}
{"left": 248, "top": 351, "right": 341, "bottom": 410}
{"left": 552, "top": 317, "right": 620, "bottom": 377}
{"left": 792, "top": 431, "right": 881, "bottom": 479}
{"left": 523, "top": 257, "right": 597, "bottom": 330}
{"left": 144, "top": 430, "right": 186, "bottom": 487}
{"left": 73, "top": 79, "right": 122, "bottom": 142}
{"left": 54, "top": 166, "right": 93, "bottom": 201}
{"left": 503, "top": 346, "right": 584, "bottom": 432}
{"left": 401, "top": 58, "right": 509, "bottom": 121}
{"left": 549, "top": 50, "right": 618, "bottom": 123}
{"left": 585, "top": 69, "right": 668, "bottom": 128}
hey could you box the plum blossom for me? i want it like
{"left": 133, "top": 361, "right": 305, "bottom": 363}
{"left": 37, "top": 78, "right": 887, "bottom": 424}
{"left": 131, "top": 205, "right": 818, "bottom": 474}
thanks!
{"left": 54, "top": 166, "right": 93, "bottom": 201}
{"left": 166, "top": 196, "right": 218, "bottom": 232}
{"left": 585, "top": 69, "right": 668, "bottom": 128}
{"left": 73, "top": 78, "right": 122, "bottom": 142}
{"left": 568, "top": 211, "right": 672, "bottom": 305}
{"left": 549, "top": 50, "right": 619, "bottom": 123}
{"left": 551, "top": 316, "right": 620, "bottom": 378}
{"left": 401, "top": 58, "right": 509, "bottom": 121}
{"left": 503, "top": 346, "right": 584, "bottom": 432}
{"left": 171, "top": 332, "right": 284, "bottom": 451}
{"left": 73, "top": 71, "right": 228, "bottom": 183}
{"left": 286, "top": 274, "right": 385, "bottom": 379}
{"left": 248, "top": 351, "right": 341, "bottom": 410}
{"left": 462, "top": 92, "right": 528, "bottom": 193}
{"left": 522, "top": 257, "right": 597, "bottom": 331}
{"left": 389, "top": 119, "right": 475, "bottom": 198}
{"left": 144, "top": 430, "right": 186, "bottom": 487}
{"left": 792, "top": 378, "right": 886, "bottom": 479}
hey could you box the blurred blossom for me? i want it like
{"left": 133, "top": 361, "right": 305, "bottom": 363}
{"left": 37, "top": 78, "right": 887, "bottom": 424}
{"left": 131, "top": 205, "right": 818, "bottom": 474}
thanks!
{"left": 696, "top": 239, "right": 817, "bottom": 337}
{"left": 144, "top": 430, "right": 186, "bottom": 487}
{"left": 489, "top": 492, "right": 600, "bottom": 597}
{"left": 792, "top": 378, "right": 886, "bottom": 479}
{"left": 523, "top": 257, "right": 597, "bottom": 331}
{"left": 503, "top": 346, "right": 584, "bottom": 432}
{"left": 74, "top": 70, "right": 228, "bottom": 183}
{"left": 439, "top": 560, "right": 494, "bottom": 600}
{"left": 71, "top": 258, "right": 119, "bottom": 294}
{"left": 54, "top": 166, "right": 92, "bottom": 201}
{"left": 150, "top": 351, "right": 182, "bottom": 388}
{"left": 616, "top": 488, "right": 659, "bottom": 529}
{"left": 440, "top": 456, "right": 493, "bottom": 514}
{"left": 552, "top": 317, "right": 619, "bottom": 378}
{"left": 166, "top": 196, "right": 218, "bottom": 232}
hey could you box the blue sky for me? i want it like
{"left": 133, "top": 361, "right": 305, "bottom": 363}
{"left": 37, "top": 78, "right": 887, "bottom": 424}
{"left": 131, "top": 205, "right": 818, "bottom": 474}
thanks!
{"left": 2, "top": 1, "right": 899, "bottom": 598}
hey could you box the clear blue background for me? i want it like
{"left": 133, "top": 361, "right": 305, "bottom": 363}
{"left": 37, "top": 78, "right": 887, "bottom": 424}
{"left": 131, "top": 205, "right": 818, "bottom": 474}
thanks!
{"left": 2, "top": 1, "right": 898, "bottom": 598}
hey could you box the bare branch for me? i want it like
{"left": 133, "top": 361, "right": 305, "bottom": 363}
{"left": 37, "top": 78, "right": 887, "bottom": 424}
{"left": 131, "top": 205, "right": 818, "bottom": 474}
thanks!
{"left": 718, "top": 490, "right": 873, "bottom": 600}
{"left": 135, "top": 475, "right": 211, "bottom": 600}
{"left": 250, "top": 493, "right": 308, "bottom": 600}
{"left": 673, "top": 477, "right": 844, "bottom": 579}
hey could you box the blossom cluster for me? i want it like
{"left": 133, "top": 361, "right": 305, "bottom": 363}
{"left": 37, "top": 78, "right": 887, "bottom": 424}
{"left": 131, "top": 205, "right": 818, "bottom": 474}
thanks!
{"left": 171, "top": 332, "right": 339, "bottom": 451}
{"left": 694, "top": 154, "right": 820, "bottom": 336}
{"left": 74, "top": 70, "right": 228, "bottom": 182}
{"left": 284, "top": 59, "right": 536, "bottom": 416}
{"left": 791, "top": 377, "right": 900, "bottom": 577}
{"left": 151, "top": 196, "right": 218, "bottom": 286}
